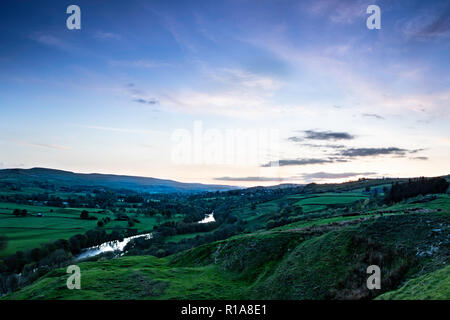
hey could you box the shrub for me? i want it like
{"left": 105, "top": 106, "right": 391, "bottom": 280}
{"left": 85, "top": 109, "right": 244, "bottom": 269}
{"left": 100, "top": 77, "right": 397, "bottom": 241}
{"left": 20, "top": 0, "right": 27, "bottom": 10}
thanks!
{"left": 80, "top": 210, "right": 89, "bottom": 219}
{"left": 0, "top": 235, "right": 7, "bottom": 251}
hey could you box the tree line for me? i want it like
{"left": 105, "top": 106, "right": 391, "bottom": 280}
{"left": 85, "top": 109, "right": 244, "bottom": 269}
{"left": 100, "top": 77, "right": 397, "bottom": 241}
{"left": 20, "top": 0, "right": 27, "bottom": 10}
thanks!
{"left": 385, "top": 177, "right": 449, "bottom": 203}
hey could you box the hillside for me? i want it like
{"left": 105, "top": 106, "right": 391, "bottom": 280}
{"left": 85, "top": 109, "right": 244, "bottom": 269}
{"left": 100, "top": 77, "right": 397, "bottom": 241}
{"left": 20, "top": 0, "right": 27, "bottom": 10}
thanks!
{"left": 0, "top": 168, "right": 237, "bottom": 193}
{"left": 4, "top": 196, "right": 449, "bottom": 300}
{"left": 376, "top": 265, "right": 450, "bottom": 300}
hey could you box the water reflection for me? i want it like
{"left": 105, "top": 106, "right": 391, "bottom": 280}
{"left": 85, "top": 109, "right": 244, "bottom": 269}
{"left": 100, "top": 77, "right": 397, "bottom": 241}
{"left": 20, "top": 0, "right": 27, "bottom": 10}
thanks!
{"left": 76, "top": 233, "right": 152, "bottom": 260}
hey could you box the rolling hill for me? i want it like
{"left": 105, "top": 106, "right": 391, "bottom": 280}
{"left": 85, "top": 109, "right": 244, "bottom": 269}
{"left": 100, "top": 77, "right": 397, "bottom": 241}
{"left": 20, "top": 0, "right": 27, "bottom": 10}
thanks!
{"left": 0, "top": 168, "right": 238, "bottom": 193}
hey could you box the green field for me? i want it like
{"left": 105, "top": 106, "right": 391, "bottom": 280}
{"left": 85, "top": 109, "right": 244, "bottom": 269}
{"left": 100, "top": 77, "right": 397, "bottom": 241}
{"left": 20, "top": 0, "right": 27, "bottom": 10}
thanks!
{"left": 227, "top": 192, "right": 369, "bottom": 231}
{"left": 292, "top": 193, "right": 368, "bottom": 206}
{"left": 0, "top": 202, "right": 175, "bottom": 257}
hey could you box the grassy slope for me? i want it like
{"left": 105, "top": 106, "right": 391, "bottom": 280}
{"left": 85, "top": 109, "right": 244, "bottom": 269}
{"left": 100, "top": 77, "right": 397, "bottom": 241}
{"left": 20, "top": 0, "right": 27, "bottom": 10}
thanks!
{"left": 3, "top": 256, "right": 244, "bottom": 300}
{"left": 252, "top": 210, "right": 449, "bottom": 299}
{"left": 3, "top": 229, "right": 305, "bottom": 300}
{"left": 377, "top": 265, "right": 450, "bottom": 300}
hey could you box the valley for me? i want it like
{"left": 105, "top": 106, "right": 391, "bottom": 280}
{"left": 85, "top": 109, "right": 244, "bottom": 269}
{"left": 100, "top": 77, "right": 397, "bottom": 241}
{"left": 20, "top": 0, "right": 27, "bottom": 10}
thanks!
{"left": 0, "top": 168, "right": 449, "bottom": 300}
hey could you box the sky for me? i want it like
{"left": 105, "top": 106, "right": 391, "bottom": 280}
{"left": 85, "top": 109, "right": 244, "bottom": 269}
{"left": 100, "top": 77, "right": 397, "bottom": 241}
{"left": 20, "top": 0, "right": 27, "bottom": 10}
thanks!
{"left": 0, "top": 0, "right": 449, "bottom": 187}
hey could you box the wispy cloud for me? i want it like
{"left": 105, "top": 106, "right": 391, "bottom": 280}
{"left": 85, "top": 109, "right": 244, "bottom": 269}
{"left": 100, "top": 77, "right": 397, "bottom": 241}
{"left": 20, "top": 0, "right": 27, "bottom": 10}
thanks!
{"left": 133, "top": 98, "right": 159, "bottom": 105}
{"left": 159, "top": 66, "right": 294, "bottom": 117}
{"left": 207, "top": 68, "right": 282, "bottom": 91}
{"left": 110, "top": 60, "right": 173, "bottom": 69}
{"left": 94, "top": 30, "right": 122, "bottom": 40}
{"left": 287, "top": 130, "right": 354, "bottom": 145}
{"left": 150, "top": 8, "right": 198, "bottom": 53}
{"left": 306, "top": 0, "right": 370, "bottom": 24}
{"left": 17, "top": 141, "right": 70, "bottom": 150}
{"left": 287, "top": 136, "right": 303, "bottom": 143}
{"left": 303, "top": 130, "right": 354, "bottom": 141}
{"left": 243, "top": 26, "right": 450, "bottom": 118}
{"left": 81, "top": 125, "right": 162, "bottom": 135}
{"left": 300, "top": 171, "right": 377, "bottom": 180}
{"left": 339, "top": 147, "right": 408, "bottom": 157}
{"left": 420, "top": 8, "right": 450, "bottom": 36}
{"left": 214, "top": 176, "right": 285, "bottom": 182}
{"left": 123, "top": 83, "right": 160, "bottom": 108}
{"left": 262, "top": 158, "right": 333, "bottom": 167}
{"left": 30, "top": 33, "right": 72, "bottom": 52}
{"left": 401, "top": 5, "right": 450, "bottom": 39}
{"left": 362, "top": 113, "right": 385, "bottom": 120}
{"left": 302, "top": 143, "right": 346, "bottom": 149}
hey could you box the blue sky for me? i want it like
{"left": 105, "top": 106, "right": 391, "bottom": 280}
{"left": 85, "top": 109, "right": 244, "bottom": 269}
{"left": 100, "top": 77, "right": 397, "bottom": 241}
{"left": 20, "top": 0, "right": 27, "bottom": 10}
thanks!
{"left": 0, "top": 0, "right": 449, "bottom": 186}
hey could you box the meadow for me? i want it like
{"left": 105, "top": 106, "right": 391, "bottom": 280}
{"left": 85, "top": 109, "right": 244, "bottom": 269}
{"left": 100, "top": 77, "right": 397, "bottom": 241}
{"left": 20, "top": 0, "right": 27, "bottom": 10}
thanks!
{"left": 0, "top": 202, "right": 179, "bottom": 257}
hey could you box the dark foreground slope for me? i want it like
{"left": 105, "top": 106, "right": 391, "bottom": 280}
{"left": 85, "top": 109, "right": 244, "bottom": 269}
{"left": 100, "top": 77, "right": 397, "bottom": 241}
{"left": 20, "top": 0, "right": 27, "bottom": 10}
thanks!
{"left": 4, "top": 209, "right": 449, "bottom": 300}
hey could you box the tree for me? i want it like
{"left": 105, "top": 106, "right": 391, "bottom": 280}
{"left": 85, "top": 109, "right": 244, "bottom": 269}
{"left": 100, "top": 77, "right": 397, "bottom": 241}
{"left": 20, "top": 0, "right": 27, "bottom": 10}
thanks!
{"left": 0, "top": 236, "right": 7, "bottom": 251}
{"left": 385, "top": 177, "right": 449, "bottom": 203}
{"left": 12, "top": 209, "right": 27, "bottom": 217}
{"left": 294, "top": 206, "right": 303, "bottom": 215}
{"left": 30, "top": 247, "right": 42, "bottom": 262}
{"left": 281, "top": 206, "right": 293, "bottom": 217}
{"left": 80, "top": 210, "right": 89, "bottom": 219}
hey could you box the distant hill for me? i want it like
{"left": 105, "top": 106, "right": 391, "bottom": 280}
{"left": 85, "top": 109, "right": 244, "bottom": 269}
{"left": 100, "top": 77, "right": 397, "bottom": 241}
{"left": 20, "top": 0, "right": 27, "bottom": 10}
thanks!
{"left": 0, "top": 168, "right": 238, "bottom": 193}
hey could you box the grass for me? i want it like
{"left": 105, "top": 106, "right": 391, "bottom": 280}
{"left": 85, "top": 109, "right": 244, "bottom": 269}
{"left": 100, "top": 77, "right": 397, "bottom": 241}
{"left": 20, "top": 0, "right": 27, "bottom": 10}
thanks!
{"left": 2, "top": 255, "right": 245, "bottom": 300}
{"left": 165, "top": 230, "right": 215, "bottom": 243}
{"left": 0, "top": 202, "right": 177, "bottom": 257}
{"left": 377, "top": 265, "right": 450, "bottom": 300}
{"left": 228, "top": 192, "right": 368, "bottom": 232}
{"left": 293, "top": 194, "right": 368, "bottom": 206}
{"left": 273, "top": 214, "right": 370, "bottom": 231}
{"left": 254, "top": 214, "right": 448, "bottom": 299}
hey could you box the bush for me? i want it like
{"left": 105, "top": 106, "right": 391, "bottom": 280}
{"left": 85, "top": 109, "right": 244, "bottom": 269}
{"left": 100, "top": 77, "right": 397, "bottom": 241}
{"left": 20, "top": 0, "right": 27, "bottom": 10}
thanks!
{"left": 29, "top": 247, "right": 42, "bottom": 262}
{"left": 0, "top": 235, "right": 7, "bottom": 251}
{"left": 80, "top": 210, "right": 89, "bottom": 219}
{"left": 13, "top": 209, "right": 27, "bottom": 217}
{"left": 0, "top": 259, "right": 7, "bottom": 273}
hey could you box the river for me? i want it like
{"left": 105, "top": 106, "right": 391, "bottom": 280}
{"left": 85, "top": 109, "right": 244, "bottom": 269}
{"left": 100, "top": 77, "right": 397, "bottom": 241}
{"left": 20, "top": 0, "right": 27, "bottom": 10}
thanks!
{"left": 198, "top": 211, "right": 215, "bottom": 223}
{"left": 76, "top": 233, "right": 152, "bottom": 260}
{"left": 75, "top": 211, "right": 214, "bottom": 260}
